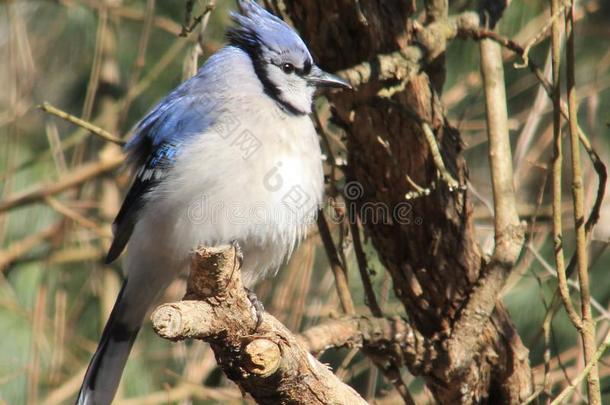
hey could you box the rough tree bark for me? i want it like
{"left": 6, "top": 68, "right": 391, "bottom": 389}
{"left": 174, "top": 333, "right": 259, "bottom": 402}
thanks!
{"left": 152, "top": 245, "right": 369, "bottom": 405}
{"left": 278, "top": 1, "right": 533, "bottom": 403}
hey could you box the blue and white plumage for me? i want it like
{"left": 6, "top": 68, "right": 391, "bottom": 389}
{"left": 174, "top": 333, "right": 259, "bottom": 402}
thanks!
{"left": 76, "top": 1, "right": 350, "bottom": 404}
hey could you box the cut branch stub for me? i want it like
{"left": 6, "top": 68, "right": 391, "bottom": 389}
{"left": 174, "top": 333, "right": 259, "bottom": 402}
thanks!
{"left": 151, "top": 245, "right": 368, "bottom": 405}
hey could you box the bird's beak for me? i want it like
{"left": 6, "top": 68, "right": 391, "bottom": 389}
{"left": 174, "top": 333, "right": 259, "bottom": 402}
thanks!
{"left": 307, "top": 65, "right": 352, "bottom": 89}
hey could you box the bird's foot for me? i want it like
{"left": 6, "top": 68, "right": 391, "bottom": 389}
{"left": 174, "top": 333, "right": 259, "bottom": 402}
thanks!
{"left": 230, "top": 240, "right": 244, "bottom": 269}
{"left": 245, "top": 287, "right": 265, "bottom": 331}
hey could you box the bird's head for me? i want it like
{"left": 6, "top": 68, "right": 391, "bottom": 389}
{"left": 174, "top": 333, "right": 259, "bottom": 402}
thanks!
{"left": 227, "top": 0, "right": 351, "bottom": 115}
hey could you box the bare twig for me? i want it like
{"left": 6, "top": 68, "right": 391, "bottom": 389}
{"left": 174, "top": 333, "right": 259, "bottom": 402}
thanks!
{"left": 183, "top": 1, "right": 215, "bottom": 80}
{"left": 336, "top": 48, "right": 423, "bottom": 90}
{"left": 82, "top": 5, "right": 108, "bottom": 121}
{"left": 421, "top": 122, "right": 462, "bottom": 191}
{"left": 515, "top": 0, "right": 570, "bottom": 68}
{"left": 565, "top": 1, "right": 601, "bottom": 402}
{"left": 317, "top": 211, "right": 356, "bottom": 315}
{"left": 0, "top": 151, "right": 124, "bottom": 213}
{"left": 347, "top": 209, "right": 383, "bottom": 317}
{"left": 40, "top": 103, "right": 125, "bottom": 145}
{"left": 528, "top": 245, "right": 610, "bottom": 321}
{"left": 118, "top": 0, "right": 156, "bottom": 128}
{"left": 549, "top": 0, "right": 583, "bottom": 330}
{"left": 345, "top": 203, "right": 416, "bottom": 404}
{"left": 44, "top": 196, "right": 111, "bottom": 239}
{"left": 114, "top": 383, "right": 240, "bottom": 404}
{"left": 550, "top": 329, "right": 610, "bottom": 405}
{"left": 118, "top": 38, "right": 189, "bottom": 113}
{"left": 63, "top": 0, "right": 189, "bottom": 39}
{"left": 479, "top": 37, "right": 520, "bottom": 238}
{"left": 180, "top": 0, "right": 215, "bottom": 37}
{"left": 0, "top": 222, "right": 62, "bottom": 271}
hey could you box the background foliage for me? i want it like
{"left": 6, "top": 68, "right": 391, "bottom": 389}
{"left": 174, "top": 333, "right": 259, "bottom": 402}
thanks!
{"left": 0, "top": 0, "right": 609, "bottom": 403}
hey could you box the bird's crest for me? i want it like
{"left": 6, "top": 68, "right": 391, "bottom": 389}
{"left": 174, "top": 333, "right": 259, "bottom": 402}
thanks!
{"left": 227, "top": 0, "right": 311, "bottom": 61}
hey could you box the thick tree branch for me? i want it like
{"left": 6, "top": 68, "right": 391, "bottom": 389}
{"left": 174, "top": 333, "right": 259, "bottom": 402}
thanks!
{"left": 297, "top": 315, "right": 434, "bottom": 376}
{"left": 151, "top": 245, "right": 367, "bottom": 405}
{"left": 336, "top": 12, "right": 480, "bottom": 89}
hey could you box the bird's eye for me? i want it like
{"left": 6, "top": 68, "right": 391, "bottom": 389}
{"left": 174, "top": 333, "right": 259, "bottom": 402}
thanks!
{"left": 281, "top": 63, "right": 295, "bottom": 74}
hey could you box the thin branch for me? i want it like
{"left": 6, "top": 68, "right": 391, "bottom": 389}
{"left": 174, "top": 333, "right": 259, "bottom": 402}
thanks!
{"left": 550, "top": 329, "right": 610, "bottom": 405}
{"left": 0, "top": 151, "right": 124, "bottom": 213}
{"left": 182, "top": 0, "right": 216, "bottom": 80}
{"left": 40, "top": 103, "right": 125, "bottom": 145}
{"left": 114, "top": 383, "right": 240, "bottom": 404}
{"left": 344, "top": 206, "right": 416, "bottom": 405}
{"left": 549, "top": 0, "right": 583, "bottom": 330}
{"left": 336, "top": 48, "right": 423, "bottom": 90}
{"left": 528, "top": 245, "right": 610, "bottom": 321}
{"left": 317, "top": 211, "right": 356, "bottom": 315}
{"left": 421, "top": 122, "right": 462, "bottom": 191}
{"left": 180, "top": 0, "right": 215, "bottom": 37}
{"left": 81, "top": 5, "right": 107, "bottom": 121}
{"left": 63, "top": 0, "right": 189, "bottom": 39}
{"left": 565, "top": 1, "right": 601, "bottom": 401}
{"left": 0, "top": 222, "right": 62, "bottom": 271}
{"left": 44, "top": 196, "right": 111, "bottom": 239}
{"left": 118, "top": 0, "right": 156, "bottom": 128}
{"left": 514, "top": 0, "right": 570, "bottom": 69}
{"left": 347, "top": 208, "right": 383, "bottom": 317}
{"left": 118, "top": 38, "right": 189, "bottom": 113}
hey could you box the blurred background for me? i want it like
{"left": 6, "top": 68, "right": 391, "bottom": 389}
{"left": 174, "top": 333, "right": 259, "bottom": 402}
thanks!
{"left": 0, "top": 0, "right": 609, "bottom": 404}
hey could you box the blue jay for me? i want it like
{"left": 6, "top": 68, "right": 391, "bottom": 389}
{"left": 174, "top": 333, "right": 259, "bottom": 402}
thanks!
{"left": 76, "top": 1, "right": 349, "bottom": 404}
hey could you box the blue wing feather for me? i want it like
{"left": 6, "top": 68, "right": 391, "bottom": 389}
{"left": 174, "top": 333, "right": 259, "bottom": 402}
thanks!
{"left": 106, "top": 140, "right": 177, "bottom": 263}
{"left": 106, "top": 48, "right": 235, "bottom": 263}
{"left": 106, "top": 89, "right": 213, "bottom": 263}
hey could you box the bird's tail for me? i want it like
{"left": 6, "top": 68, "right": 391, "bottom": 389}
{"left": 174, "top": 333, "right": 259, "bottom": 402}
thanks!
{"left": 76, "top": 278, "right": 149, "bottom": 405}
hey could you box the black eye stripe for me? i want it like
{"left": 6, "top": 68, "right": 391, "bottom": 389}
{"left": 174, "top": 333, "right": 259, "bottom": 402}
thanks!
{"left": 303, "top": 59, "right": 312, "bottom": 75}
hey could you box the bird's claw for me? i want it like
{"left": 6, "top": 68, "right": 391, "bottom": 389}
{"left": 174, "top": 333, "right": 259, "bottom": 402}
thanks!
{"left": 245, "top": 287, "right": 265, "bottom": 331}
{"left": 230, "top": 240, "right": 244, "bottom": 269}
